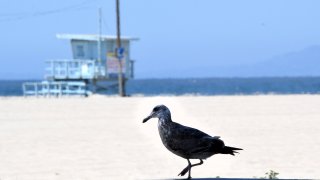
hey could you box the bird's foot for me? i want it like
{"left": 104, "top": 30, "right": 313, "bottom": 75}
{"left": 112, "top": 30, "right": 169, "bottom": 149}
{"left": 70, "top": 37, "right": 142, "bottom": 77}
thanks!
{"left": 178, "top": 167, "right": 189, "bottom": 177}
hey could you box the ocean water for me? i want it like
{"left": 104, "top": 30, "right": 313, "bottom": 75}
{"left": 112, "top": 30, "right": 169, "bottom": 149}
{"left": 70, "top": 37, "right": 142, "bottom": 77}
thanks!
{"left": 1, "top": 77, "right": 320, "bottom": 96}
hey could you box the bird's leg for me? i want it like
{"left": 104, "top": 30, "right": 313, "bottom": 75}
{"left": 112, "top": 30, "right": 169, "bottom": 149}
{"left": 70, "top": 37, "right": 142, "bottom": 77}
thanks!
{"left": 178, "top": 159, "right": 204, "bottom": 179}
{"left": 178, "top": 166, "right": 189, "bottom": 177}
{"left": 187, "top": 159, "right": 192, "bottom": 179}
{"left": 188, "top": 159, "right": 203, "bottom": 179}
{"left": 191, "top": 159, "right": 203, "bottom": 168}
{"left": 178, "top": 159, "right": 191, "bottom": 177}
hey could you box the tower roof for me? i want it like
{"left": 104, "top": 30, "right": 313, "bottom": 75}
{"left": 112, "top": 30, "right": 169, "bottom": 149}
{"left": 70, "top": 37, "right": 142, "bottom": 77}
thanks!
{"left": 56, "top": 34, "right": 139, "bottom": 41}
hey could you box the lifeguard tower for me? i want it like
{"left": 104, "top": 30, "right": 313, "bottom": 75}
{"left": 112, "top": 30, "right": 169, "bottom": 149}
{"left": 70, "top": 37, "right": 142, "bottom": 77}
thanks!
{"left": 23, "top": 34, "right": 138, "bottom": 96}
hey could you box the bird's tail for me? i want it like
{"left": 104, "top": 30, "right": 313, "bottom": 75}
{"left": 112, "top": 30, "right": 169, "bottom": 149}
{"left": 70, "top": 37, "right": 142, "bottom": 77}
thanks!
{"left": 221, "top": 146, "right": 243, "bottom": 156}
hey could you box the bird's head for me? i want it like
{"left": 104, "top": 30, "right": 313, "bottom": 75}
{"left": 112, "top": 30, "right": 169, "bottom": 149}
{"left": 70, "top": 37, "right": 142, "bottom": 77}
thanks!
{"left": 142, "top": 105, "right": 171, "bottom": 123}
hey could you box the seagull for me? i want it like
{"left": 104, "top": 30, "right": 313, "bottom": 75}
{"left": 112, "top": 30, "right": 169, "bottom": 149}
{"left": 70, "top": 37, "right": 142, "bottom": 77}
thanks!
{"left": 142, "top": 105, "right": 243, "bottom": 179}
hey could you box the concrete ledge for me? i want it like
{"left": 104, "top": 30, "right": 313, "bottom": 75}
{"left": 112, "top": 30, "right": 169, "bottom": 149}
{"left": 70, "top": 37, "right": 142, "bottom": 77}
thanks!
{"left": 160, "top": 178, "right": 315, "bottom": 180}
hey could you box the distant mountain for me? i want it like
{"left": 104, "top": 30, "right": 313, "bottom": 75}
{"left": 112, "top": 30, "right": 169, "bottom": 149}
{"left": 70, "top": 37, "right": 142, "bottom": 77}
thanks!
{"left": 191, "top": 45, "right": 320, "bottom": 77}
{"left": 247, "top": 45, "right": 320, "bottom": 76}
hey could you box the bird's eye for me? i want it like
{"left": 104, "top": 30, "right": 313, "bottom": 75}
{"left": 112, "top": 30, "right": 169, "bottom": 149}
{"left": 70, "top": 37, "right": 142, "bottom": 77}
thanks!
{"left": 153, "top": 107, "right": 159, "bottom": 111}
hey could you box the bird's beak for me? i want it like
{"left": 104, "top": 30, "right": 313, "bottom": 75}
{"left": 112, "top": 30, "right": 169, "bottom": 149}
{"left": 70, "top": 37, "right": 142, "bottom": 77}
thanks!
{"left": 142, "top": 115, "right": 152, "bottom": 123}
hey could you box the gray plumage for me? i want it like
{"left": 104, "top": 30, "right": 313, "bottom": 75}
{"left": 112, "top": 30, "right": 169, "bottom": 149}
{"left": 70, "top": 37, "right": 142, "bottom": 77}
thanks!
{"left": 142, "top": 105, "right": 242, "bottom": 179}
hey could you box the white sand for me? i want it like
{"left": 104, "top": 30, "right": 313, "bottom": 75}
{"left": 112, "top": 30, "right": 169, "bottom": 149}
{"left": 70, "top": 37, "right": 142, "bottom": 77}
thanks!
{"left": 0, "top": 95, "right": 319, "bottom": 179}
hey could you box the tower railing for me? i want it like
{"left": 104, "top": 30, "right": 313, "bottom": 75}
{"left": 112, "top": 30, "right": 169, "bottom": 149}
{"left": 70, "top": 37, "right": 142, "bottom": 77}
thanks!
{"left": 45, "top": 59, "right": 105, "bottom": 80}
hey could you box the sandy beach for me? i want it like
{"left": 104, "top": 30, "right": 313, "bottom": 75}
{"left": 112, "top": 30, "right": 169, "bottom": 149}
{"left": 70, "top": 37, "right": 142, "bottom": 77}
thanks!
{"left": 0, "top": 95, "right": 319, "bottom": 180}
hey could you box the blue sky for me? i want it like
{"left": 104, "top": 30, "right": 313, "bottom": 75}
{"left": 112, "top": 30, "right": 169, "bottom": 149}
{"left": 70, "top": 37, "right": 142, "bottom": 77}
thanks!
{"left": 1, "top": 0, "right": 320, "bottom": 79}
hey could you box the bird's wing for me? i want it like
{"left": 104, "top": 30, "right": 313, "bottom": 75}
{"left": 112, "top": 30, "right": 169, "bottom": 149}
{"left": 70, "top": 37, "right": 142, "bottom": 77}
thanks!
{"left": 174, "top": 122, "right": 217, "bottom": 139}
{"left": 189, "top": 136, "right": 224, "bottom": 154}
{"left": 169, "top": 123, "right": 223, "bottom": 154}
